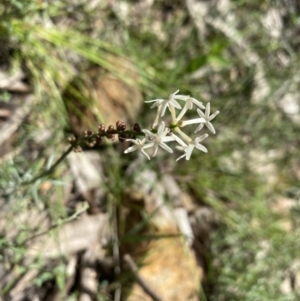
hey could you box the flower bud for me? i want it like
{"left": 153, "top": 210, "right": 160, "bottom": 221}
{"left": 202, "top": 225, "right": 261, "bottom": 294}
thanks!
{"left": 120, "top": 122, "right": 126, "bottom": 131}
{"left": 116, "top": 120, "right": 122, "bottom": 128}
{"left": 67, "top": 136, "right": 76, "bottom": 144}
{"left": 133, "top": 123, "right": 142, "bottom": 132}
{"left": 98, "top": 124, "right": 106, "bottom": 133}
{"left": 106, "top": 125, "right": 116, "bottom": 140}
{"left": 83, "top": 130, "right": 93, "bottom": 137}
{"left": 117, "top": 121, "right": 126, "bottom": 131}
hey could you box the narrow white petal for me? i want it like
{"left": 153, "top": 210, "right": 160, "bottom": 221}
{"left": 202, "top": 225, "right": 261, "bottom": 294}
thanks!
{"left": 141, "top": 149, "right": 151, "bottom": 160}
{"left": 176, "top": 153, "right": 187, "bottom": 161}
{"left": 126, "top": 139, "right": 139, "bottom": 144}
{"left": 206, "top": 122, "right": 216, "bottom": 134}
{"left": 195, "top": 144, "right": 208, "bottom": 153}
{"left": 195, "top": 134, "right": 209, "bottom": 143}
{"left": 187, "top": 99, "right": 193, "bottom": 110}
{"left": 194, "top": 123, "right": 204, "bottom": 133}
{"left": 170, "top": 99, "right": 182, "bottom": 109}
{"left": 152, "top": 145, "right": 159, "bottom": 157}
{"left": 150, "top": 102, "right": 161, "bottom": 109}
{"left": 124, "top": 145, "right": 138, "bottom": 153}
{"left": 159, "top": 142, "right": 173, "bottom": 153}
{"left": 139, "top": 138, "right": 147, "bottom": 144}
{"left": 176, "top": 106, "right": 188, "bottom": 121}
{"left": 181, "top": 118, "right": 205, "bottom": 126}
{"left": 170, "top": 89, "right": 180, "bottom": 97}
{"left": 143, "top": 129, "right": 157, "bottom": 139}
{"left": 206, "top": 102, "right": 210, "bottom": 118}
{"left": 186, "top": 145, "right": 194, "bottom": 160}
{"left": 145, "top": 98, "right": 163, "bottom": 103}
{"left": 197, "top": 108, "right": 205, "bottom": 119}
{"left": 173, "top": 95, "right": 190, "bottom": 101}
{"left": 157, "top": 121, "right": 165, "bottom": 135}
{"left": 142, "top": 143, "right": 154, "bottom": 149}
{"left": 160, "top": 103, "right": 168, "bottom": 117}
{"left": 173, "top": 134, "right": 188, "bottom": 147}
{"left": 209, "top": 110, "right": 220, "bottom": 121}
{"left": 192, "top": 98, "right": 205, "bottom": 109}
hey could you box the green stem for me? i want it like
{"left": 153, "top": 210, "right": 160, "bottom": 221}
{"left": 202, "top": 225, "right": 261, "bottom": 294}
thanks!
{"left": 22, "top": 145, "right": 73, "bottom": 186}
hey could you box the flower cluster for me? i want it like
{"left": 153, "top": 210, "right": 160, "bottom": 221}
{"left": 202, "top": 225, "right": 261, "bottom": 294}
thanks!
{"left": 125, "top": 90, "right": 220, "bottom": 161}
{"left": 68, "top": 90, "right": 219, "bottom": 161}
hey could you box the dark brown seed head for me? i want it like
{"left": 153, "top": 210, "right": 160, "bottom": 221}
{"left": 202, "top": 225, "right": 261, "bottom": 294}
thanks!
{"left": 120, "top": 122, "right": 126, "bottom": 131}
{"left": 133, "top": 123, "right": 142, "bottom": 132}
{"left": 107, "top": 125, "right": 114, "bottom": 132}
{"left": 106, "top": 125, "right": 115, "bottom": 140}
{"left": 98, "top": 124, "right": 106, "bottom": 133}
{"left": 116, "top": 120, "right": 122, "bottom": 128}
{"left": 67, "top": 136, "right": 76, "bottom": 144}
{"left": 116, "top": 121, "right": 126, "bottom": 131}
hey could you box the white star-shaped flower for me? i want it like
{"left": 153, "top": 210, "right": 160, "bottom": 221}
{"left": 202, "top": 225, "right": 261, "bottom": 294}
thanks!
{"left": 194, "top": 103, "right": 220, "bottom": 134}
{"left": 124, "top": 138, "right": 154, "bottom": 160}
{"left": 145, "top": 90, "right": 189, "bottom": 117}
{"left": 175, "top": 134, "right": 208, "bottom": 161}
{"left": 176, "top": 97, "right": 206, "bottom": 121}
{"left": 142, "top": 121, "right": 175, "bottom": 157}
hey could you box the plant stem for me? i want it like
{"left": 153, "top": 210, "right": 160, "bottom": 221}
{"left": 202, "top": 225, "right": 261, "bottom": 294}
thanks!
{"left": 22, "top": 145, "right": 73, "bottom": 186}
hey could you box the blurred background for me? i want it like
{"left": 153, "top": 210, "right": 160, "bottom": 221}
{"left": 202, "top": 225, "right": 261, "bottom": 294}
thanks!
{"left": 1, "top": 0, "right": 300, "bottom": 300}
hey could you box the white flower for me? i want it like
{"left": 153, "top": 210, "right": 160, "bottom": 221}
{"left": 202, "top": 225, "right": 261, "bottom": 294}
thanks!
{"left": 142, "top": 121, "right": 175, "bottom": 157}
{"left": 176, "top": 97, "right": 206, "bottom": 121}
{"left": 180, "top": 117, "right": 206, "bottom": 128}
{"left": 194, "top": 103, "right": 220, "bottom": 134}
{"left": 126, "top": 90, "right": 219, "bottom": 162}
{"left": 145, "top": 90, "right": 189, "bottom": 117}
{"left": 124, "top": 138, "right": 154, "bottom": 160}
{"left": 176, "top": 134, "right": 208, "bottom": 161}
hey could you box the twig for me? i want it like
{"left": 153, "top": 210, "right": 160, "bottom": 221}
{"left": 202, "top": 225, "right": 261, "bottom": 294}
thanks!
{"left": 123, "top": 254, "right": 165, "bottom": 301}
{"left": 22, "top": 145, "right": 73, "bottom": 186}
